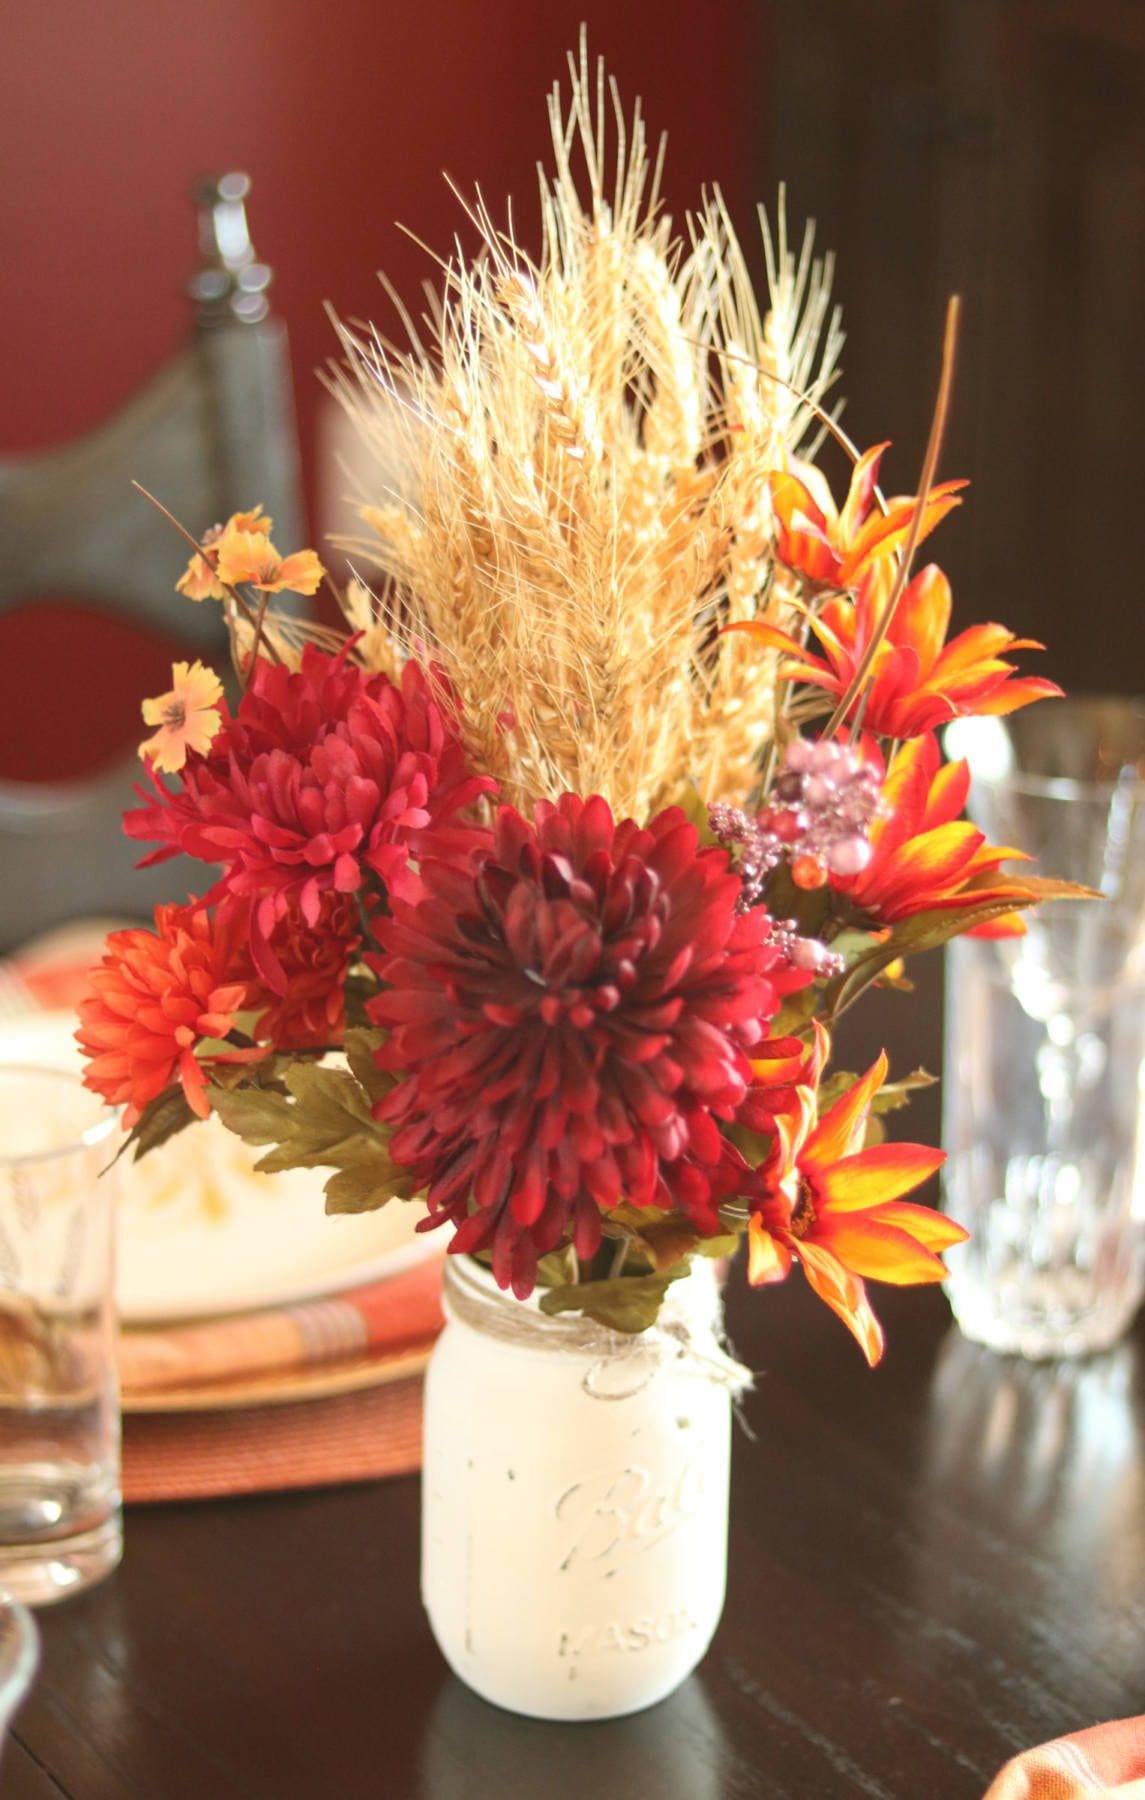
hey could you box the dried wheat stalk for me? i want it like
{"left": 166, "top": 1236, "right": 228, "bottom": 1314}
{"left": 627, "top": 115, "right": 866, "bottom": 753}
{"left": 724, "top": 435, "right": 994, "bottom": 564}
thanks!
{"left": 325, "top": 39, "right": 844, "bottom": 819}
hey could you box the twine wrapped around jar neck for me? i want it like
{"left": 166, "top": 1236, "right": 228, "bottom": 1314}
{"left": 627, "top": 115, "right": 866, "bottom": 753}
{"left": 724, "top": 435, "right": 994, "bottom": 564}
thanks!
{"left": 442, "top": 1254, "right": 753, "bottom": 1402}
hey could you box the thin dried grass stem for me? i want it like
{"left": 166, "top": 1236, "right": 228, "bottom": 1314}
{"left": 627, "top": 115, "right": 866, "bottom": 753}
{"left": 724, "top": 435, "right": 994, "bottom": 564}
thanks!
{"left": 824, "top": 294, "right": 961, "bottom": 739}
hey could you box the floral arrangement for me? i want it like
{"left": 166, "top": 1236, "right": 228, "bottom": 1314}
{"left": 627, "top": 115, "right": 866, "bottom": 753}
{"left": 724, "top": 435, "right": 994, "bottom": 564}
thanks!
{"left": 78, "top": 51, "right": 1072, "bottom": 1361}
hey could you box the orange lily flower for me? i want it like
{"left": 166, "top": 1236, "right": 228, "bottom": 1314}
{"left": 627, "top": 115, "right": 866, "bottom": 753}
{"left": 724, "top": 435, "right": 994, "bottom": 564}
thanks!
{"left": 767, "top": 442, "right": 965, "bottom": 590}
{"left": 214, "top": 527, "right": 325, "bottom": 596}
{"left": 735, "top": 561, "right": 1061, "bottom": 738}
{"left": 738, "top": 1030, "right": 825, "bottom": 1136}
{"left": 176, "top": 507, "right": 273, "bottom": 601}
{"left": 833, "top": 733, "right": 1032, "bottom": 929}
{"left": 747, "top": 1030, "right": 964, "bottom": 1365}
{"left": 138, "top": 661, "right": 224, "bottom": 774}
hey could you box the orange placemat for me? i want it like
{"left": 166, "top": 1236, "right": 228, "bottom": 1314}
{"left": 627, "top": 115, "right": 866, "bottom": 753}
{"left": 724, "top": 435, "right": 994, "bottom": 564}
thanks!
{"left": 123, "top": 1375, "right": 424, "bottom": 1503}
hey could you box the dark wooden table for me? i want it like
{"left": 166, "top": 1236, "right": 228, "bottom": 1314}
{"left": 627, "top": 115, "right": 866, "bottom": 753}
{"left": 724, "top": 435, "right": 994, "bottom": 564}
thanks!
{"left": 8, "top": 1279, "right": 1145, "bottom": 1799}
{"left": 6, "top": 966, "right": 1145, "bottom": 1798}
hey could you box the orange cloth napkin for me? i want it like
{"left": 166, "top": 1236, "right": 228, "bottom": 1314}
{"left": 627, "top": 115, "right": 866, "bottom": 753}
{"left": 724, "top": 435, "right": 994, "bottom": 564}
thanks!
{"left": 118, "top": 1254, "right": 442, "bottom": 1502}
{"left": 119, "top": 1254, "right": 443, "bottom": 1396}
{"left": 984, "top": 1719, "right": 1145, "bottom": 1798}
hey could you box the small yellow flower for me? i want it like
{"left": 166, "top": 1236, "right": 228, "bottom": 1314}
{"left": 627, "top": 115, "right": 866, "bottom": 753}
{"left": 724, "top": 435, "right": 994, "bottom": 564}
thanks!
{"left": 214, "top": 527, "right": 325, "bottom": 596}
{"left": 139, "top": 662, "right": 224, "bottom": 773}
{"left": 175, "top": 508, "right": 273, "bottom": 601}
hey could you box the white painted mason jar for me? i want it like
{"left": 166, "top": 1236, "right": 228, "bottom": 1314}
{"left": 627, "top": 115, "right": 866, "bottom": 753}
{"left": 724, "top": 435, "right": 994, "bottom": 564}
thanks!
{"left": 421, "top": 1254, "right": 744, "bottom": 1721}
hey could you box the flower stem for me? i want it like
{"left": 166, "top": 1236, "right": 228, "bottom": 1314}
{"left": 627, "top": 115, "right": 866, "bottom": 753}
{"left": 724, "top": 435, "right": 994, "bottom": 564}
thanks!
{"left": 130, "top": 482, "right": 285, "bottom": 662}
{"left": 609, "top": 1236, "right": 631, "bottom": 1280}
{"left": 243, "top": 588, "right": 272, "bottom": 690}
{"left": 822, "top": 295, "right": 961, "bottom": 741}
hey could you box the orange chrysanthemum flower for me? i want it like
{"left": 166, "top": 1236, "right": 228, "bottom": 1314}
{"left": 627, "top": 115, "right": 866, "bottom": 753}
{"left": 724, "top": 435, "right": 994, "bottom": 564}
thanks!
{"left": 176, "top": 507, "right": 272, "bottom": 601}
{"left": 767, "top": 443, "right": 965, "bottom": 590}
{"left": 833, "top": 733, "right": 1033, "bottom": 929}
{"left": 76, "top": 903, "right": 253, "bottom": 1128}
{"left": 214, "top": 527, "right": 325, "bottom": 596}
{"left": 747, "top": 1028, "right": 964, "bottom": 1365}
{"left": 138, "top": 660, "right": 224, "bottom": 774}
{"left": 736, "top": 561, "right": 1061, "bottom": 739}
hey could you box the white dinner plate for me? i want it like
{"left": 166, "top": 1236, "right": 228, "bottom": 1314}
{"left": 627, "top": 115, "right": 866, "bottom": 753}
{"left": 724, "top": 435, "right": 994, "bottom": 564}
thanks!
{"left": 0, "top": 1013, "right": 436, "bottom": 1323}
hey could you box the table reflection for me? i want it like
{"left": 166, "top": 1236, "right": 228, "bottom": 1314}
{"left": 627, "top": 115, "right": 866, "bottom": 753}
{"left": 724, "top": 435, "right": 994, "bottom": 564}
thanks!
{"left": 422, "top": 1668, "right": 730, "bottom": 1799}
{"left": 923, "top": 1326, "right": 1145, "bottom": 1574}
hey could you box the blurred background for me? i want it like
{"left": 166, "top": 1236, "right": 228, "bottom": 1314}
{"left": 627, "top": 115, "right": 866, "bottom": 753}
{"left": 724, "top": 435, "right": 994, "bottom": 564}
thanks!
{"left": 2, "top": 0, "right": 1142, "bottom": 826}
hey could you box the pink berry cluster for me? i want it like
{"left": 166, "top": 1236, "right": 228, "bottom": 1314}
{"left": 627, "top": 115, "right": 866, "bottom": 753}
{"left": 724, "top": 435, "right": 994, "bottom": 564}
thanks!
{"left": 710, "top": 734, "right": 881, "bottom": 909}
{"left": 766, "top": 916, "right": 845, "bottom": 978}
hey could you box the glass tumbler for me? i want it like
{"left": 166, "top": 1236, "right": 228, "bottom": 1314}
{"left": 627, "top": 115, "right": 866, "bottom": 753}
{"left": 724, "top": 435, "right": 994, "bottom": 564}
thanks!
{"left": 0, "top": 1067, "right": 122, "bottom": 1601}
{"left": 942, "top": 700, "right": 1145, "bottom": 1357}
{"left": 0, "top": 1600, "right": 38, "bottom": 1760}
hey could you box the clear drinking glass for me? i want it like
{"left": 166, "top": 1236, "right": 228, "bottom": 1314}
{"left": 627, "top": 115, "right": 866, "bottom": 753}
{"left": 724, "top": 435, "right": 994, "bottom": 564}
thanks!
{"left": 0, "top": 1067, "right": 122, "bottom": 1601}
{"left": 0, "top": 1600, "right": 38, "bottom": 1758}
{"left": 942, "top": 700, "right": 1145, "bottom": 1357}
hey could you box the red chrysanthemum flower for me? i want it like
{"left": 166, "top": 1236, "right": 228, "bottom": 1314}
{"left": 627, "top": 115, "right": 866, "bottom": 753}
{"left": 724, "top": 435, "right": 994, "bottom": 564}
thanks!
{"left": 368, "top": 794, "right": 806, "bottom": 1297}
{"left": 235, "top": 894, "right": 362, "bottom": 1050}
{"left": 125, "top": 646, "right": 493, "bottom": 986}
{"left": 76, "top": 902, "right": 253, "bottom": 1127}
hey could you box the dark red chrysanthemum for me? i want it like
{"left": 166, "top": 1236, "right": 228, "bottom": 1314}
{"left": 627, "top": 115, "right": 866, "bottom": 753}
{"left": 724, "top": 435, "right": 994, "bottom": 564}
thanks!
{"left": 125, "top": 646, "right": 493, "bottom": 986}
{"left": 368, "top": 794, "right": 805, "bottom": 1296}
{"left": 231, "top": 893, "right": 362, "bottom": 1050}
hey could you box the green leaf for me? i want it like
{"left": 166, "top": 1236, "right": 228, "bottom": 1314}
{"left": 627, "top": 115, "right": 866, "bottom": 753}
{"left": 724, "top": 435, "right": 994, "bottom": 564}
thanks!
{"left": 761, "top": 862, "right": 830, "bottom": 937}
{"left": 210, "top": 1085, "right": 295, "bottom": 1148}
{"left": 725, "top": 1118, "right": 776, "bottom": 1164}
{"left": 628, "top": 1216, "right": 703, "bottom": 1272}
{"left": 117, "top": 1085, "right": 198, "bottom": 1166}
{"left": 539, "top": 1263, "right": 691, "bottom": 1334}
{"left": 828, "top": 928, "right": 884, "bottom": 965}
{"left": 342, "top": 1028, "right": 395, "bottom": 1105}
{"left": 820, "top": 895, "right": 1035, "bottom": 1019}
{"left": 769, "top": 985, "right": 821, "bottom": 1037}
{"left": 663, "top": 781, "right": 720, "bottom": 845}
{"left": 872, "top": 1067, "right": 937, "bottom": 1114}
{"left": 694, "top": 1232, "right": 741, "bottom": 1260}
{"left": 323, "top": 1161, "right": 405, "bottom": 1215}
{"left": 210, "top": 1062, "right": 416, "bottom": 1214}
{"left": 813, "top": 1069, "right": 861, "bottom": 1115}
{"left": 256, "top": 1063, "right": 376, "bottom": 1172}
{"left": 343, "top": 967, "right": 383, "bottom": 1031}
{"left": 534, "top": 1244, "right": 579, "bottom": 1289}
{"left": 1007, "top": 874, "right": 1102, "bottom": 904}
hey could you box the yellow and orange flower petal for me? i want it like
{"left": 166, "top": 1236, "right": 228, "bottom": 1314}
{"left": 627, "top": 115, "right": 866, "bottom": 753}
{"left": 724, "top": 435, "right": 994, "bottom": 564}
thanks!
{"left": 767, "top": 443, "right": 966, "bottom": 591}
{"left": 175, "top": 507, "right": 273, "bottom": 601}
{"left": 739, "top": 1022, "right": 828, "bottom": 1135}
{"left": 834, "top": 733, "right": 1035, "bottom": 926}
{"left": 734, "top": 560, "right": 1061, "bottom": 738}
{"left": 796, "top": 1239, "right": 886, "bottom": 1367}
{"left": 214, "top": 527, "right": 325, "bottom": 596}
{"left": 76, "top": 903, "right": 251, "bottom": 1128}
{"left": 748, "top": 1053, "right": 964, "bottom": 1365}
{"left": 138, "top": 661, "right": 224, "bottom": 774}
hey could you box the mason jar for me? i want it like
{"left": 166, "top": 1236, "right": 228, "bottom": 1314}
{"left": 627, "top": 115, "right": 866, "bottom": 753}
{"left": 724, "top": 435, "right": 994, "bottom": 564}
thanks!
{"left": 421, "top": 1253, "right": 741, "bottom": 1721}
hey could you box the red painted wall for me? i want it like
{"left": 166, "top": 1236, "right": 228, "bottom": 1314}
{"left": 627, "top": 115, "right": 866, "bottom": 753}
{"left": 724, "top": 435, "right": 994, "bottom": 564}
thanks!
{"left": 2, "top": 1, "right": 765, "bottom": 779}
